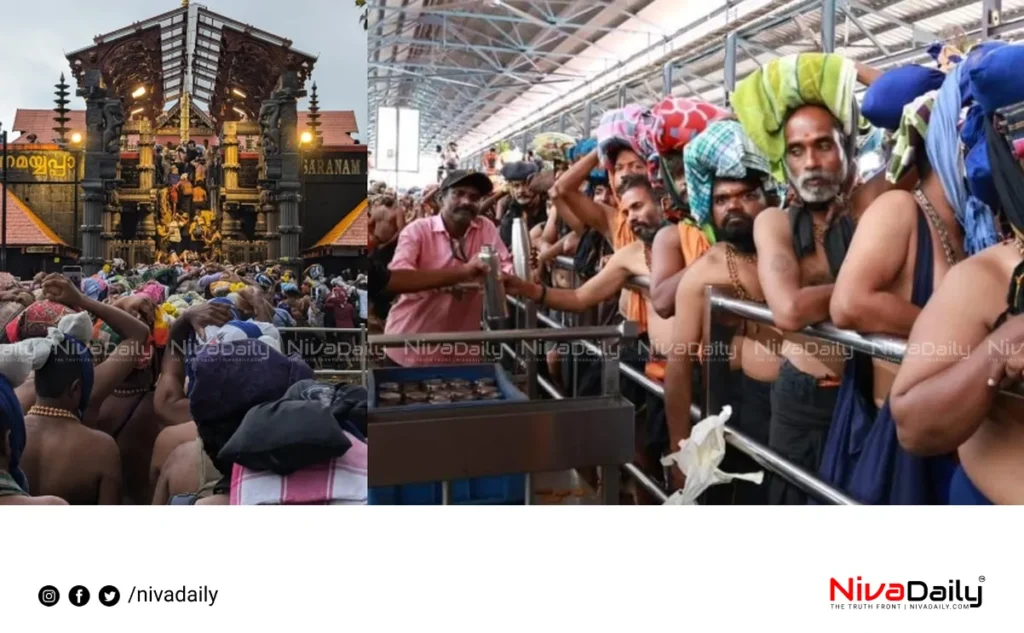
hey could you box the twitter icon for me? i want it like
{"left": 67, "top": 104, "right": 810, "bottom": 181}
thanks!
{"left": 99, "top": 586, "right": 120, "bottom": 607}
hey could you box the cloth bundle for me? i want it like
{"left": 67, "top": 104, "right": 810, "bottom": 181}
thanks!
{"left": 0, "top": 273, "right": 18, "bottom": 292}
{"left": 643, "top": 97, "right": 728, "bottom": 159}
{"left": 594, "top": 104, "right": 651, "bottom": 170}
{"left": 229, "top": 434, "right": 367, "bottom": 505}
{"left": 188, "top": 340, "right": 313, "bottom": 424}
{"left": 531, "top": 132, "right": 576, "bottom": 163}
{"left": 81, "top": 277, "right": 108, "bottom": 301}
{"left": 5, "top": 301, "right": 80, "bottom": 343}
{"left": 202, "top": 320, "right": 282, "bottom": 353}
{"left": 862, "top": 65, "right": 945, "bottom": 131}
{"left": 567, "top": 137, "right": 598, "bottom": 163}
{"left": 684, "top": 119, "right": 775, "bottom": 227}
{"left": 135, "top": 281, "right": 167, "bottom": 306}
{"left": 885, "top": 91, "right": 936, "bottom": 184}
{"left": 732, "top": 53, "right": 859, "bottom": 182}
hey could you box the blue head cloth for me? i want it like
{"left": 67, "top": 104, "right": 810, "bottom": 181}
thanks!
{"left": 208, "top": 297, "right": 240, "bottom": 320}
{"left": 962, "top": 104, "right": 1000, "bottom": 208}
{"left": 962, "top": 40, "right": 1011, "bottom": 110}
{"left": 272, "top": 307, "right": 296, "bottom": 328}
{"left": 0, "top": 375, "right": 28, "bottom": 492}
{"left": 925, "top": 60, "right": 1000, "bottom": 256}
{"left": 281, "top": 282, "right": 299, "bottom": 295}
{"left": 862, "top": 65, "right": 946, "bottom": 131}
{"left": 568, "top": 138, "right": 598, "bottom": 163}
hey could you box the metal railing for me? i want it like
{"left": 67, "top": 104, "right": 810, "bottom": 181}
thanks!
{"left": 277, "top": 325, "right": 368, "bottom": 386}
{"left": 546, "top": 256, "right": 860, "bottom": 505}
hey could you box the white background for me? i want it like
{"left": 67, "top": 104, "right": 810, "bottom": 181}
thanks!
{"left": 3, "top": 507, "right": 1017, "bottom": 631}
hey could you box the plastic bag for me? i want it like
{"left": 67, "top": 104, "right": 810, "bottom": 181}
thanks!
{"left": 660, "top": 406, "right": 764, "bottom": 505}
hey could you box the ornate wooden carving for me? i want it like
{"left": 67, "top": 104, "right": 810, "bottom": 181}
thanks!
{"left": 66, "top": 25, "right": 164, "bottom": 117}
{"left": 209, "top": 28, "right": 316, "bottom": 125}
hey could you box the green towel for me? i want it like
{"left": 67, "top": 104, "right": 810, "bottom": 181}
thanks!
{"left": 732, "top": 53, "right": 858, "bottom": 182}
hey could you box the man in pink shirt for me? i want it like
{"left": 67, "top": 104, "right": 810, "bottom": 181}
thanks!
{"left": 385, "top": 171, "right": 513, "bottom": 367}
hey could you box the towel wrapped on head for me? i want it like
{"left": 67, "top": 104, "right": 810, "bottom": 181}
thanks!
{"left": 188, "top": 340, "right": 313, "bottom": 477}
{"left": 134, "top": 281, "right": 166, "bottom": 306}
{"left": 731, "top": 53, "right": 859, "bottom": 182}
{"left": 203, "top": 320, "right": 283, "bottom": 354}
{"left": 81, "top": 277, "right": 108, "bottom": 302}
{"left": 684, "top": 120, "right": 777, "bottom": 228}
{"left": 886, "top": 91, "right": 937, "bottom": 184}
{"left": 531, "top": 132, "right": 576, "bottom": 163}
{"left": 567, "top": 137, "right": 597, "bottom": 163}
{"left": 594, "top": 104, "right": 653, "bottom": 170}
{"left": 5, "top": 300, "right": 81, "bottom": 344}
{"left": 643, "top": 97, "right": 729, "bottom": 159}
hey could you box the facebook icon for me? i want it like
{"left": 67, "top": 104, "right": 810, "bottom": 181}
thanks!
{"left": 69, "top": 586, "right": 90, "bottom": 607}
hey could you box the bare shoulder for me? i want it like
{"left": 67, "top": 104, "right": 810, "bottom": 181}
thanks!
{"left": 941, "top": 242, "right": 1014, "bottom": 301}
{"left": 753, "top": 207, "right": 788, "bottom": 237}
{"left": 164, "top": 438, "right": 201, "bottom": 475}
{"left": 86, "top": 427, "right": 120, "bottom": 461}
{"left": 652, "top": 223, "right": 680, "bottom": 250}
{"left": 856, "top": 189, "right": 918, "bottom": 229}
{"left": 682, "top": 243, "right": 729, "bottom": 284}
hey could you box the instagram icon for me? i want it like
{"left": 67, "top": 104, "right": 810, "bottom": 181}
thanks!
{"left": 38, "top": 586, "right": 60, "bottom": 607}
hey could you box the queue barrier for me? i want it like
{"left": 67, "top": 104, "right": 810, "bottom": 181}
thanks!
{"left": 276, "top": 326, "right": 368, "bottom": 386}
{"left": 545, "top": 255, "right": 865, "bottom": 505}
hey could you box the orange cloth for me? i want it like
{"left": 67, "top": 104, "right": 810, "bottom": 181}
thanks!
{"left": 644, "top": 359, "right": 667, "bottom": 381}
{"left": 192, "top": 186, "right": 207, "bottom": 205}
{"left": 178, "top": 179, "right": 193, "bottom": 196}
{"left": 611, "top": 209, "right": 649, "bottom": 334}
{"left": 678, "top": 221, "right": 712, "bottom": 266}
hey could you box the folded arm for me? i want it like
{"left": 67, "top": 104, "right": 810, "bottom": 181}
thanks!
{"left": 754, "top": 209, "right": 833, "bottom": 331}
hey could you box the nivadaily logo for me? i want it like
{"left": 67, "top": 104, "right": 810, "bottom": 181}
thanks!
{"left": 829, "top": 576, "right": 984, "bottom": 610}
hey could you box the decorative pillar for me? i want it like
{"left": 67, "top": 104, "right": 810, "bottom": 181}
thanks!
{"left": 222, "top": 121, "right": 240, "bottom": 192}
{"left": 269, "top": 71, "right": 306, "bottom": 277}
{"left": 77, "top": 70, "right": 122, "bottom": 275}
{"left": 104, "top": 191, "right": 121, "bottom": 261}
{"left": 137, "top": 117, "right": 157, "bottom": 243}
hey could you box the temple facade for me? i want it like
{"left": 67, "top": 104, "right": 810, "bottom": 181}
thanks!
{"left": 3, "top": 1, "right": 366, "bottom": 276}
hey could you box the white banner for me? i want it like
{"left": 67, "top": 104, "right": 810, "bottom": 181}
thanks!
{"left": 375, "top": 106, "right": 398, "bottom": 172}
{"left": 2, "top": 507, "right": 1015, "bottom": 631}
{"left": 397, "top": 108, "right": 421, "bottom": 173}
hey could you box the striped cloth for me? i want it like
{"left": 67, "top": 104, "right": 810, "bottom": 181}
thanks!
{"left": 886, "top": 91, "right": 936, "bottom": 184}
{"left": 594, "top": 105, "right": 652, "bottom": 170}
{"left": 229, "top": 432, "right": 367, "bottom": 505}
{"left": 732, "top": 53, "right": 858, "bottom": 182}
{"left": 684, "top": 120, "right": 774, "bottom": 227}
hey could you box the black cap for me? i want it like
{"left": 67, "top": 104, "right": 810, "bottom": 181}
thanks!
{"left": 439, "top": 170, "right": 494, "bottom": 196}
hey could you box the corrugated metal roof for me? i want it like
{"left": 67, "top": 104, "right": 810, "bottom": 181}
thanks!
{"left": 369, "top": 0, "right": 1024, "bottom": 162}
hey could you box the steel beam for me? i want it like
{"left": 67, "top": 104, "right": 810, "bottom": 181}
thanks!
{"left": 724, "top": 32, "right": 738, "bottom": 97}
{"left": 822, "top": 0, "right": 837, "bottom": 53}
{"left": 984, "top": 0, "right": 1004, "bottom": 39}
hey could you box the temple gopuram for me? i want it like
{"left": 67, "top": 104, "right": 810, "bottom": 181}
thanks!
{"left": 2, "top": 0, "right": 367, "bottom": 276}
